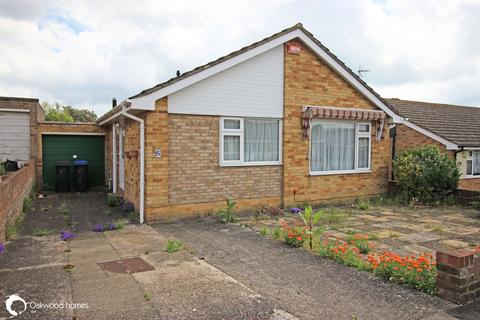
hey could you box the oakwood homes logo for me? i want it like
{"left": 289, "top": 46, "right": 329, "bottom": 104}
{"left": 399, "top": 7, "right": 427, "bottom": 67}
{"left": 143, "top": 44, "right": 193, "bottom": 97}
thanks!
{"left": 4, "top": 294, "right": 89, "bottom": 317}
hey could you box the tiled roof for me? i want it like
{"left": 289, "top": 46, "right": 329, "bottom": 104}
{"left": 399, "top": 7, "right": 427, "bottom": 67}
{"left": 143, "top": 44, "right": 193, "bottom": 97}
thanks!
{"left": 128, "top": 23, "right": 389, "bottom": 108}
{"left": 386, "top": 98, "right": 480, "bottom": 147}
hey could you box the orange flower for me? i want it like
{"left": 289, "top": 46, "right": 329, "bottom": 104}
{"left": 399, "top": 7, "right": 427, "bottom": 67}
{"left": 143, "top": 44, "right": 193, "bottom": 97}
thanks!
{"left": 296, "top": 236, "right": 302, "bottom": 241}
{"left": 416, "top": 268, "right": 423, "bottom": 273}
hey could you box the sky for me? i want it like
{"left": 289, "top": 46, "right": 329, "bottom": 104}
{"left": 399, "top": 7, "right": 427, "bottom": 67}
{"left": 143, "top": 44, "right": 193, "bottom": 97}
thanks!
{"left": 0, "top": 0, "right": 479, "bottom": 116}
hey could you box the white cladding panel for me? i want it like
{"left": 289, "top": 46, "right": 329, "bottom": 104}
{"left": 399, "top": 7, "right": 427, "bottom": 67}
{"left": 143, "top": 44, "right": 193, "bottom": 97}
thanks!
{"left": 0, "top": 111, "right": 30, "bottom": 162}
{"left": 168, "top": 45, "right": 284, "bottom": 118}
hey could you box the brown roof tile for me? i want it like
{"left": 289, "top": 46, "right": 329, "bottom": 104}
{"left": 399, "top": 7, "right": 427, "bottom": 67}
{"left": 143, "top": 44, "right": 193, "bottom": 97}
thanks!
{"left": 386, "top": 98, "right": 480, "bottom": 147}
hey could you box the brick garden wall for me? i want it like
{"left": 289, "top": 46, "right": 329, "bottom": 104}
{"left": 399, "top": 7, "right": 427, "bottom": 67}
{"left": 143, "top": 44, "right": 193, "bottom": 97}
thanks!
{"left": 0, "top": 160, "right": 34, "bottom": 242}
{"left": 282, "top": 41, "right": 391, "bottom": 206}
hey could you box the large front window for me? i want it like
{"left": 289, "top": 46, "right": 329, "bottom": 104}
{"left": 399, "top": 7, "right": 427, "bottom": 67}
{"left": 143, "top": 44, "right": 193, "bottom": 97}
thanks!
{"left": 310, "top": 120, "right": 371, "bottom": 174}
{"left": 220, "top": 117, "right": 281, "bottom": 166}
{"left": 466, "top": 150, "right": 480, "bottom": 177}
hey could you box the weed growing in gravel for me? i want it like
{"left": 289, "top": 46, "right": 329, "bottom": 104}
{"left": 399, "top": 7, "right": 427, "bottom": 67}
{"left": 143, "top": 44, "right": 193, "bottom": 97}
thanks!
{"left": 218, "top": 199, "right": 239, "bottom": 223}
{"left": 259, "top": 226, "right": 268, "bottom": 236}
{"left": 33, "top": 228, "right": 54, "bottom": 236}
{"left": 144, "top": 293, "right": 151, "bottom": 301}
{"left": 6, "top": 214, "right": 24, "bottom": 240}
{"left": 59, "top": 202, "right": 70, "bottom": 215}
{"left": 166, "top": 240, "right": 183, "bottom": 253}
{"left": 355, "top": 199, "right": 370, "bottom": 211}
{"left": 270, "top": 226, "right": 282, "bottom": 240}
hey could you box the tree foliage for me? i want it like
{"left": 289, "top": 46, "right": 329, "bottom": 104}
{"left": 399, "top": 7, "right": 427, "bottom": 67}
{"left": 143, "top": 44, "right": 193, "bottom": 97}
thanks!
{"left": 42, "top": 102, "right": 97, "bottom": 122}
{"left": 393, "top": 145, "right": 460, "bottom": 203}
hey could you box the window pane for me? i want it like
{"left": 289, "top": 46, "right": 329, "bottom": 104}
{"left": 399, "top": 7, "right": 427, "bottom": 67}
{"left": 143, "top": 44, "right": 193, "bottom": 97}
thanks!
{"left": 474, "top": 151, "right": 480, "bottom": 175}
{"left": 244, "top": 119, "right": 279, "bottom": 162}
{"left": 224, "top": 119, "right": 240, "bottom": 130}
{"left": 466, "top": 160, "right": 473, "bottom": 175}
{"left": 223, "top": 135, "right": 240, "bottom": 160}
{"left": 358, "top": 124, "right": 370, "bottom": 133}
{"left": 311, "top": 122, "right": 355, "bottom": 172}
{"left": 358, "top": 137, "right": 370, "bottom": 169}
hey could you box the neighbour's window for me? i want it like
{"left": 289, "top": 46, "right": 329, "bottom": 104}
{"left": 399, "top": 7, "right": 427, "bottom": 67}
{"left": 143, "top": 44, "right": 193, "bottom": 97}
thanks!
{"left": 220, "top": 117, "right": 281, "bottom": 165}
{"left": 310, "top": 120, "right": 371, "bottom": 174}
{"left": 466, "top": 150, "right": 480, "bottom": 177}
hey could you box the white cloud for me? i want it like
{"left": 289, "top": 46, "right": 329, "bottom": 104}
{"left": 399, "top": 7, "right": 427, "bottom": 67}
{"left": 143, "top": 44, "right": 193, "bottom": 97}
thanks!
{"left": 0, "top": 0, "right": 479, "bottom": 116}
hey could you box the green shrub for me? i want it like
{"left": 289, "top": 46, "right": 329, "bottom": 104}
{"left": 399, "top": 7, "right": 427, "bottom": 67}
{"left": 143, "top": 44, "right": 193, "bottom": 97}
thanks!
{"left": 393, "top": 145, "right": 460, "bottom": 203}
{"left": 0, "top": 163, "right": 5, "bottom": 176}
{"left": 259, "top": 226, "right": 268, "bottom": 236}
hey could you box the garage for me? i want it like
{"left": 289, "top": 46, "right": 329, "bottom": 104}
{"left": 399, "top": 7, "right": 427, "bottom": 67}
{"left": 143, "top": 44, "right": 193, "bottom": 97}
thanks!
{"left": 0, "top": 110, "right": 30, "bottom": 163}
{"left": 42, "top": 134, "right": 105, "bottom": 190}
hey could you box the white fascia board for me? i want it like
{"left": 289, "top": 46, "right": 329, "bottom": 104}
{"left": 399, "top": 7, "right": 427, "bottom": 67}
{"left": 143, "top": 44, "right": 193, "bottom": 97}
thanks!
{"left": 129, "top": 29, "right": 400, "bottom": 122}
{"left": 0, "top": 108, "right": 30, "bottom": 112}
{"left": 98, "top": 111, "right": 124, "bottom": 126}
{"left": 402, "top": 120, "right": 458, "bottom": 150}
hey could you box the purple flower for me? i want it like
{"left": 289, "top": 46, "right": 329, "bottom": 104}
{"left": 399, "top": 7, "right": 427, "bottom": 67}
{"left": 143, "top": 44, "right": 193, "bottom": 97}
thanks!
{"left": 289, "top": 207, "right": 301, "bottom": 214}
{"left": 92, "top": 224, "right": 104, "bottom": 232}
{"left": 0, "top": 243, "right": 4, "bottom": 254}
{"left": 60, "top": 231, "right": 74, "bottom": 241}
{"left": 107, "top": 223, "right": 115, "bottom": 231}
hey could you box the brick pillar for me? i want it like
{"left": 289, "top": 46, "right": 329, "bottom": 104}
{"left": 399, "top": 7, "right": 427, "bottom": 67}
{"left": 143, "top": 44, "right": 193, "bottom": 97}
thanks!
{"left": 436, "top": 250, "right": 480, "bottom": 304}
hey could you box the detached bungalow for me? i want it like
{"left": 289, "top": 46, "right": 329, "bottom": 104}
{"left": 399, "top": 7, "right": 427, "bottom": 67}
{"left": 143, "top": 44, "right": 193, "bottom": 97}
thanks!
{"left": 97, "top": 23, "right": 403, "bottom": 222}
{"left": 387, "top": 99, "right": 480, "bottom": 191}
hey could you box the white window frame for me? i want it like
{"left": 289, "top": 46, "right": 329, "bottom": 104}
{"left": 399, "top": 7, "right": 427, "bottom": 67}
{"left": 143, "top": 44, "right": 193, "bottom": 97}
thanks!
{"left": 309, "top": 120, "right": 372, "bottom": 176}
{"left": 465, "top": 150, "right": 480, "bottom": 178}
{"left": 220, "top": 117, "right": 282, "bottom": 167}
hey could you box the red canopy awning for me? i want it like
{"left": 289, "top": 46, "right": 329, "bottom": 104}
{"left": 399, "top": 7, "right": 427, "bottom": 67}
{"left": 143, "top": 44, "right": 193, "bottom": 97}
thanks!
{"left": 302, "top": 106, "right": 387, "bottom": 140}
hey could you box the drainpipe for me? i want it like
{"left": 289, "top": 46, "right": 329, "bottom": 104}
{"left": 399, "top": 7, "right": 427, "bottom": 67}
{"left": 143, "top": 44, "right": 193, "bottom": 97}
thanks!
{"left": 121, "top": 107, "right": 145, "bottom": 224}
{"left": 112, "top": 123, "right": 117, "bottom": 193}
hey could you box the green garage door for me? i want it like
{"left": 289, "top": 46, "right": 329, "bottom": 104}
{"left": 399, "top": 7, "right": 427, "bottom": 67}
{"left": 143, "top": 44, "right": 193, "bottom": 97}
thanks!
{"left": 42, "top": 135, "right": 105, "bottom": 190}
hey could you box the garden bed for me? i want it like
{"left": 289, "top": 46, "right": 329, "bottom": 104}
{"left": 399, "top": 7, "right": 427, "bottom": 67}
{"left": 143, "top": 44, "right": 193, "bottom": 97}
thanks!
{"left": 237, "top": 201, "right": 480, "bottom": 295}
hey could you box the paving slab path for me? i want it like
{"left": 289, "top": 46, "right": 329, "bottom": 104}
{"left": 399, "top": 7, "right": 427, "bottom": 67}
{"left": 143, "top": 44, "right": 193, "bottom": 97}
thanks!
{"left": 155, "top": 217, "right": 480, "bottom": 320}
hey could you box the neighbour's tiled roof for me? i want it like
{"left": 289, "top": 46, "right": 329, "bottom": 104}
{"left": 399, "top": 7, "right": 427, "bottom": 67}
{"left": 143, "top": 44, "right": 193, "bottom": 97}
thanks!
{"left": 386, "top": 98, "right": 480, "bottom": 147}
{"left": 96, "top": 101, "right": 131, "bottom": 124}
{"left": 128, "top": 23, "right": 390, "bottom": 109}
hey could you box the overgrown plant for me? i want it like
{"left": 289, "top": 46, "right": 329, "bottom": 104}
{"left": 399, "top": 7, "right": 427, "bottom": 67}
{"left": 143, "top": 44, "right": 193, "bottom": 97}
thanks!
{"left": 32, "top": 228, "right": 54, "bottom": 236}
{"left": 393, "top": 145, "right": 460, "bottom": 203}
{"left": 218, "top": 199, "right": 239, "bottom": 223}
{"left": 166, "top": 239, "right": 183, "bottom": 253}
{"left": 270, "top": 226, "right": 282, "bottom": 240}
{"left": 298, "top": 206, "right": 324, "bottom": 249}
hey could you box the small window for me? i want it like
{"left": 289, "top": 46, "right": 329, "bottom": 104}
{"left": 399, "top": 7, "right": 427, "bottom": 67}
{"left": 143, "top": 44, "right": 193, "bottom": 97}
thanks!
{"left": 220, "top": 117, "right": 282, "bottom": 166}
{"left": 358, "top": 124, "right": 371, "bottom": 133}
{"left": 224, "top": 119, "right": 241, "bottom": 130}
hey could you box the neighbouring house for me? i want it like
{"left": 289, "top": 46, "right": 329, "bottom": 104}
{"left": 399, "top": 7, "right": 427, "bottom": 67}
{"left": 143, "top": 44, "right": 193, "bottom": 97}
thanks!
{"left": 387, "top": 98, "right": 480, "bottom": 191}
{"left": 0, "top": 96, "right": 44, "bottom": 165}
{"left": 97, "top": 23, "right": 404, "bottom": 223}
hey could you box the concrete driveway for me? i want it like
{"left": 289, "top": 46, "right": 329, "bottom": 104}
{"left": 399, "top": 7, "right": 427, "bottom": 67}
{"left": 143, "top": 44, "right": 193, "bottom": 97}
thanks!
{"left": 0, "top": 192, "right": 478, "bottom": 319}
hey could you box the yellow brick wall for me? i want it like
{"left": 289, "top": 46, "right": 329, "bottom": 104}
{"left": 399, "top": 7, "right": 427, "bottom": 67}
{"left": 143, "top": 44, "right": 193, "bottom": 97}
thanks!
{"left": 283, "top": 41, "right": 391, "bottom": 206}
{"left": 144, "top": 98, "right": 169, "bottom": 220}
{"left": 168, "top": 114, "right": 282, "bottom": 204}
{"left": 123, "top": 118, "right": 142, "bottom": 209}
